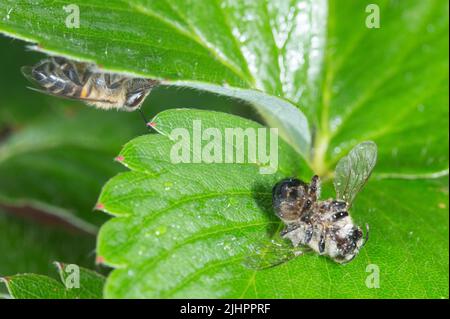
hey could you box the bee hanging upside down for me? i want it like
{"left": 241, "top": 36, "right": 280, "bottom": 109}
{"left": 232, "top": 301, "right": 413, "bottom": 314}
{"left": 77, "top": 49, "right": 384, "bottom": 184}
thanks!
{"left": 22, "top": 57, "right": 159, "bottom": 111}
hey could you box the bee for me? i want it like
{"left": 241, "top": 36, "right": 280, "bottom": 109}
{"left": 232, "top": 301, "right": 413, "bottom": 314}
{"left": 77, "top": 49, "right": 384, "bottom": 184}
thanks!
{"left": 22, "top": 57, "right": 158, "bottom": 111}
{"left": 246, "top": 141, "right": 377, "bottom": 268}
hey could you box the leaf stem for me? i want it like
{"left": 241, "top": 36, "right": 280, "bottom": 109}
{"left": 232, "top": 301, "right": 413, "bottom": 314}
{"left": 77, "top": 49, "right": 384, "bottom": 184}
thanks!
{"left": 312, "top": 132, "right": 330, "bottom": 177}
{"left": 311, "top": 43, "right": 333, "bottom": 178}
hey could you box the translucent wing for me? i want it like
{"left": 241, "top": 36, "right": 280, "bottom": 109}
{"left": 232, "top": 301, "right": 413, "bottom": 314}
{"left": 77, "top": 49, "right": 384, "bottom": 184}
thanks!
{"left": 25, "top": 86, "right": 112, "bottom": 104}
{"left": 21, "top": 66, "right": 113, "bottom": 105}
{"left": 334, "top": 141, "right": 377, "bottom": 207}
{"left": 243, "top": 237, "right": 303, "bottom": 270}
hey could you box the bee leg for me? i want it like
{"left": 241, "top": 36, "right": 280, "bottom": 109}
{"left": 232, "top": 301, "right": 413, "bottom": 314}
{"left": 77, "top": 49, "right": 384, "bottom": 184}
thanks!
{"left": 331, "top": 200, "right": 347, "bottom": 212}
{"left": 309, "top": 175, "right": 321, "bottom": 201}
{"left": 281, "top": 223, "right": 306, "bottom": 247}
{"left": 280, "top": 223, "right": 300, "bottom": 236}
{"left": 318, "top": 234, "right": 326, "bottom": 254}
{"left": 304, "top": 224, "right": 313, "bottom": 244}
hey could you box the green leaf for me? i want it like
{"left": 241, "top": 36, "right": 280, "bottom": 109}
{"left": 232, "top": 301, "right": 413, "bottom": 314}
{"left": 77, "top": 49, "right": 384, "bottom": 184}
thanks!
{"left": 0, "top": 0, "right": 317, "bottom": 159}
{"left": 97, "top": 109, "right": 448, "bottom": 298}
{"left": 96, "top": 109, "right": 308, "bottom": 297}
{"left": 2, "top": 0, "right": 448, "bottom": 299}
{"left": 314, "top": 0, "right": 449, "bottom": 177}
{"left": 93, "top": 1, "right": 447, "bottom": 298}
{"left": 1, "top": 274, "right": 67, "bottom": 299}
{"left": 1, "top": 262, "right": 105, "bottom": 299}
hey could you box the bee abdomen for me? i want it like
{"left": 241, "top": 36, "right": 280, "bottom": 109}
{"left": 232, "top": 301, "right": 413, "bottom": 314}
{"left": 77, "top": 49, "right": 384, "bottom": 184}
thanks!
{"left": 26, "top": 59, "right": 82, "bottom": 97}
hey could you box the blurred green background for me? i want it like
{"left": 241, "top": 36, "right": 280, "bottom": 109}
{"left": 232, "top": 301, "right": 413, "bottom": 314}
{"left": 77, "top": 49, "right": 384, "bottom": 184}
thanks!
{"left": 0, "top": 34, "right": 258, "bottom": 294}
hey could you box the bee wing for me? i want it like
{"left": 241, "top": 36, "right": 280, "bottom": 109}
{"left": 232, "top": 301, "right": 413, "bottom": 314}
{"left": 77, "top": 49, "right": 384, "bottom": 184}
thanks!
{"left": 333, "top": 141, "right": 378, "bottom": 207}
{"left": 243, "top": 237, "right": 302, "bottom": 270}
{"left": 21, "top": 66, "right": 41, "bottom": 87}
{"left": 22, "top": 65, "right": 112, "bottom": 105}
{"left": 25, "top": 86, "right": 113, "bottom": 104}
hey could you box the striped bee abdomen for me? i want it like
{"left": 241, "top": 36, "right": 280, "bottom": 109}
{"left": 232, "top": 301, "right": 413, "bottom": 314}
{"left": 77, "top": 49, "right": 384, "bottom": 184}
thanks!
{"left": 22, "top": 58, "right": 85, "bottom": 97}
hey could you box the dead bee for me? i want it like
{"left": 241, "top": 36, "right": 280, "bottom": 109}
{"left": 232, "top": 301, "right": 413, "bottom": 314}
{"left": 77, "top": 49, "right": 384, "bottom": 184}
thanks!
{"left": 273, "top": 175, "right": 369, "bottom": 264}
{"left": 22, "top": 57, "right": 158, "bottom": 112}
{"left": 246, "top": 141, "right": 377, "bottom": 268}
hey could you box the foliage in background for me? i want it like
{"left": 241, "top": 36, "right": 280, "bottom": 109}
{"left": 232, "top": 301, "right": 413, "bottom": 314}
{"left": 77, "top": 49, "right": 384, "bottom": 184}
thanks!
{"left": 0, "top": 0, "right": 448, "bottom": 298}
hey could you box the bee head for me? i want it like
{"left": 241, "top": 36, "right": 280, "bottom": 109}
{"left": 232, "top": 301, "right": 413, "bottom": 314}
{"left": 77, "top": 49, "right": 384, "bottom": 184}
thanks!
{"left": 272, "top": 178, "right": 310, "bottom": 222}
{"left": 124, "top": 88, "right": 149, "bottom": 110}
{"left": 124, "top": 79, "right": 158, "bottom": 111}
